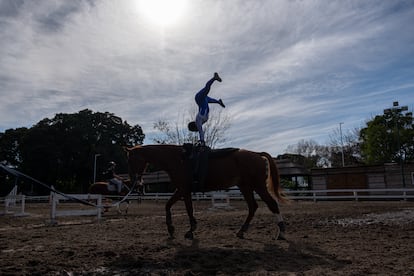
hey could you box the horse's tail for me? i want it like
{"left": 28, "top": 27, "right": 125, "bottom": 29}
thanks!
{"left": 260, "top": 152, "right": 288, "bottom": 203}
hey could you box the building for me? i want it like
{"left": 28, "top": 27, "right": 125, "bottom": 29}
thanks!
{"left": 275, "top": 158, "right": 311, "bottom": 190}
{"left": 311, "top": 162, "right": 414, "bottom": 190}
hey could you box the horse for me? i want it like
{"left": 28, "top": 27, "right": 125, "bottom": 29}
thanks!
{"left": 89, "top": 179, "right": 137, "bottom": 213}
{"left": 126, "top": 144, "right": 288, "bottom": 240}
{"left": 89, "top": 180, "right": 131, "bottom": 196}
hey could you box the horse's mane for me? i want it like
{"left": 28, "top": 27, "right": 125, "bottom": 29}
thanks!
{"left": 128, "top": 144, "right": 182, "bottom": 150}
{"left": 127, "top": 145, "right": 142, "bottom": 150}
{"left": 126, "top": 144, "right": 184, "bottom": 157}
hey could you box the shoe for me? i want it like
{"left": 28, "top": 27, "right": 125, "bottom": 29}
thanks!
{"left": 214, "top": 72, "right": 222, "bottom": 82}
{"left": 218, "top": 99, "right": 225, "bottom": 108}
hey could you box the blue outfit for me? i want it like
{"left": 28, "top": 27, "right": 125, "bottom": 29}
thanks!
{"left": 195, "top": 78, "right": 222, "bottom": 117}
{"left": 194, "top": 77, "right": 223, "bottom": 143}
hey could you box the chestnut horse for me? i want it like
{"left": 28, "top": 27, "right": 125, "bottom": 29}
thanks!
{"left": 89, "top": 180, "right": 130, "bottom": 196}
{"left": 89, "top": 180, "right": 139, "bottom": 214}
{"left": 126, "top": 144, "right": 287, "bottom": 240}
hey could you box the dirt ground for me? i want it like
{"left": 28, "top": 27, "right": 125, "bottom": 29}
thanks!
{"left": 1, "top": 198, "right": 414, "bottom": 275}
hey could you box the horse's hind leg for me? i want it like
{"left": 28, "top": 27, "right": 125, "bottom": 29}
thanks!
{"left": 255, "top": 187, "right": 286, "bottom": 240}
{"left": 237, "top": 187, "right": 258, "bottom": 239}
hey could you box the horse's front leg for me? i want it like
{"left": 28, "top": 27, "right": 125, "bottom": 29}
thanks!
{"left": 165, "top": 190, "right": 182, "bottom": 239}
{"left": 183, "top": 193, "right": 197, "bottom": 240}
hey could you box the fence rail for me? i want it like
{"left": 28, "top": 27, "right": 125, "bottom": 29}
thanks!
{"left": 284, "top": 188, "right": 414, "bottom": 201}
{"left": 5, "top": 188, "right": 414, "bottom": 205}
{"left": 140, "top": 188, "right": 414, "bottom": 202}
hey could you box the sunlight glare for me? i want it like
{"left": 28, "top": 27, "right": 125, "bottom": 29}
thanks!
{"left": 137, "top": 0, "right": 188, "bottom": 27}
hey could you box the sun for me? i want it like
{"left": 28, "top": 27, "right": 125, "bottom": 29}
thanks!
{"left": 137, "top": 0, "right": 188, "bottom": 27}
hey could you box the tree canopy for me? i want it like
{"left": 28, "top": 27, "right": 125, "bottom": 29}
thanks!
{"left": 360, "top": 105, "right": 413, "bottom": 164}
{"left": 0, "top": 109, "right": 144, "bottom": 194}
{"left": 286, "top": 102, "right": 413, "bottom": 169}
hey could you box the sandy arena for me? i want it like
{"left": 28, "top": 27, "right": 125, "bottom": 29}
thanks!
{"left": 1, "top": 199, "right": 414, "bottom": 275}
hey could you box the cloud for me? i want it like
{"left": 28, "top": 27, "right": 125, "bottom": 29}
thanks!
{"left": 0, "top": 0, "right": 413, "bottom": 156}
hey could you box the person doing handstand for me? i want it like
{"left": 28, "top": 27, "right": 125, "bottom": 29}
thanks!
{"left": 194, "top": 72, "right": 225, "bottom": 145}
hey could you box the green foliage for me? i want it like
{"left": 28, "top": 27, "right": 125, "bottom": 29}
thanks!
{"left": 0, "top": 127, "right": 28, "bottom": 167}
{"left": 280, "top": 178, "right": 295, "bottom": 190}
{"left": 0, "top": 109, "right": 145, "bottom": 194}
{"left": 286, "top": 103, "right": 412, "bottom": 167}
{"left": 360, "top": 106, "right": 414, "bottom": 164}
{"left": 284, "top": 139, "right": 331, "bottom": 168}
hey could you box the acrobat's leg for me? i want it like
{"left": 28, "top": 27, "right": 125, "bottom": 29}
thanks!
{"left": 197, "top": 73, "right": 221, "bottom": 98}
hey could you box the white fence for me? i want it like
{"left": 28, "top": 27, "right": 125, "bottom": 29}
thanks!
{"left": 0, "top": 186, "right": 28, "bottom": 216}
{"left": 141, "top": 188, "right": 414, "bottom": 202}
{"left": 49, "top": 192, "right": 102, "bottom": 223}
{"left": 2, "top": 188, "right": 412, "bottom": 220}
{"left": 284, "top": 188, "right": 414, "bottom": 201}
{"left": 210, "top": 193, "right": 231, "bottom": 208}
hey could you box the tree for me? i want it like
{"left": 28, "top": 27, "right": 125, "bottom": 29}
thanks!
{"left": 152, "top": 109, "right": 231, "bottom": 148}
{"left": 285, "top": 139, "right": 330, "bottom": 168}
{"left": 0, "top": 127, "right": 28, "bottom": 167}
{"left": 329, "top": 127, "right": 362, "bottom": 167}
{"left": 360, "top": 105, "right": 414, "bottom": 164}
{"left": 152, "top": 119, "right": 198, "bottom": 145}
{"left": 0, "top": 109, "right": 145, "bottom": 194}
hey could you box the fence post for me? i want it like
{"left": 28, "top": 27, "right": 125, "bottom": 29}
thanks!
{"left": 97, "top": 195, "right": 102, "bottom": 220}
{"left": 50, "top": 191, "right": 57, "bottom": 224}
{"left": 353, "top": 191, "right": 358, "bottom": 201}
{"left": 21, "top": 195, "right": 26, "bottom": 214}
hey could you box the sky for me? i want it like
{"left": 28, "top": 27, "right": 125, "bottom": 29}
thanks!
{"left": 0, "top": 0, "right": 413, "bottom": 156}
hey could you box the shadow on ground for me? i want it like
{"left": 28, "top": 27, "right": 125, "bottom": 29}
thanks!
{"left": 106, "top": 238, "right": 349, "bottom": 274}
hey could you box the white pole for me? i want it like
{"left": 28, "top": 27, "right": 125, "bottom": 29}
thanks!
{"left": 339, "top": 122, "right": 345, "bottom": 167}
{"left": 93, "top": 154, "right": 101, "bottom": 184}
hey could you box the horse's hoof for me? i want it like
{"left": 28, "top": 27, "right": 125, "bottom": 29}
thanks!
{"left": 236, "top": 231, "right": 244, "bottom": 239}
{"left": 277, "top": 232, "right": 287, "bottom": 240}
{"left": 274, "top": 225, "right": 281, "bottom": 240}
{"left": 167, "top": 225, "right": 175, "bottom": 236}
{"left": 185, "top": 231, "right": 194, "bottom": 240}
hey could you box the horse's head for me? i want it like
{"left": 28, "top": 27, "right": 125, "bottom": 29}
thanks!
{"left": 125, "top": 146, "right": 148, "bottom": 187}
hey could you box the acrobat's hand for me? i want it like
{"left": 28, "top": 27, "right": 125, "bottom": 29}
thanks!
{"left": 218, "top": 99, "right": 225, "bottom": 108}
